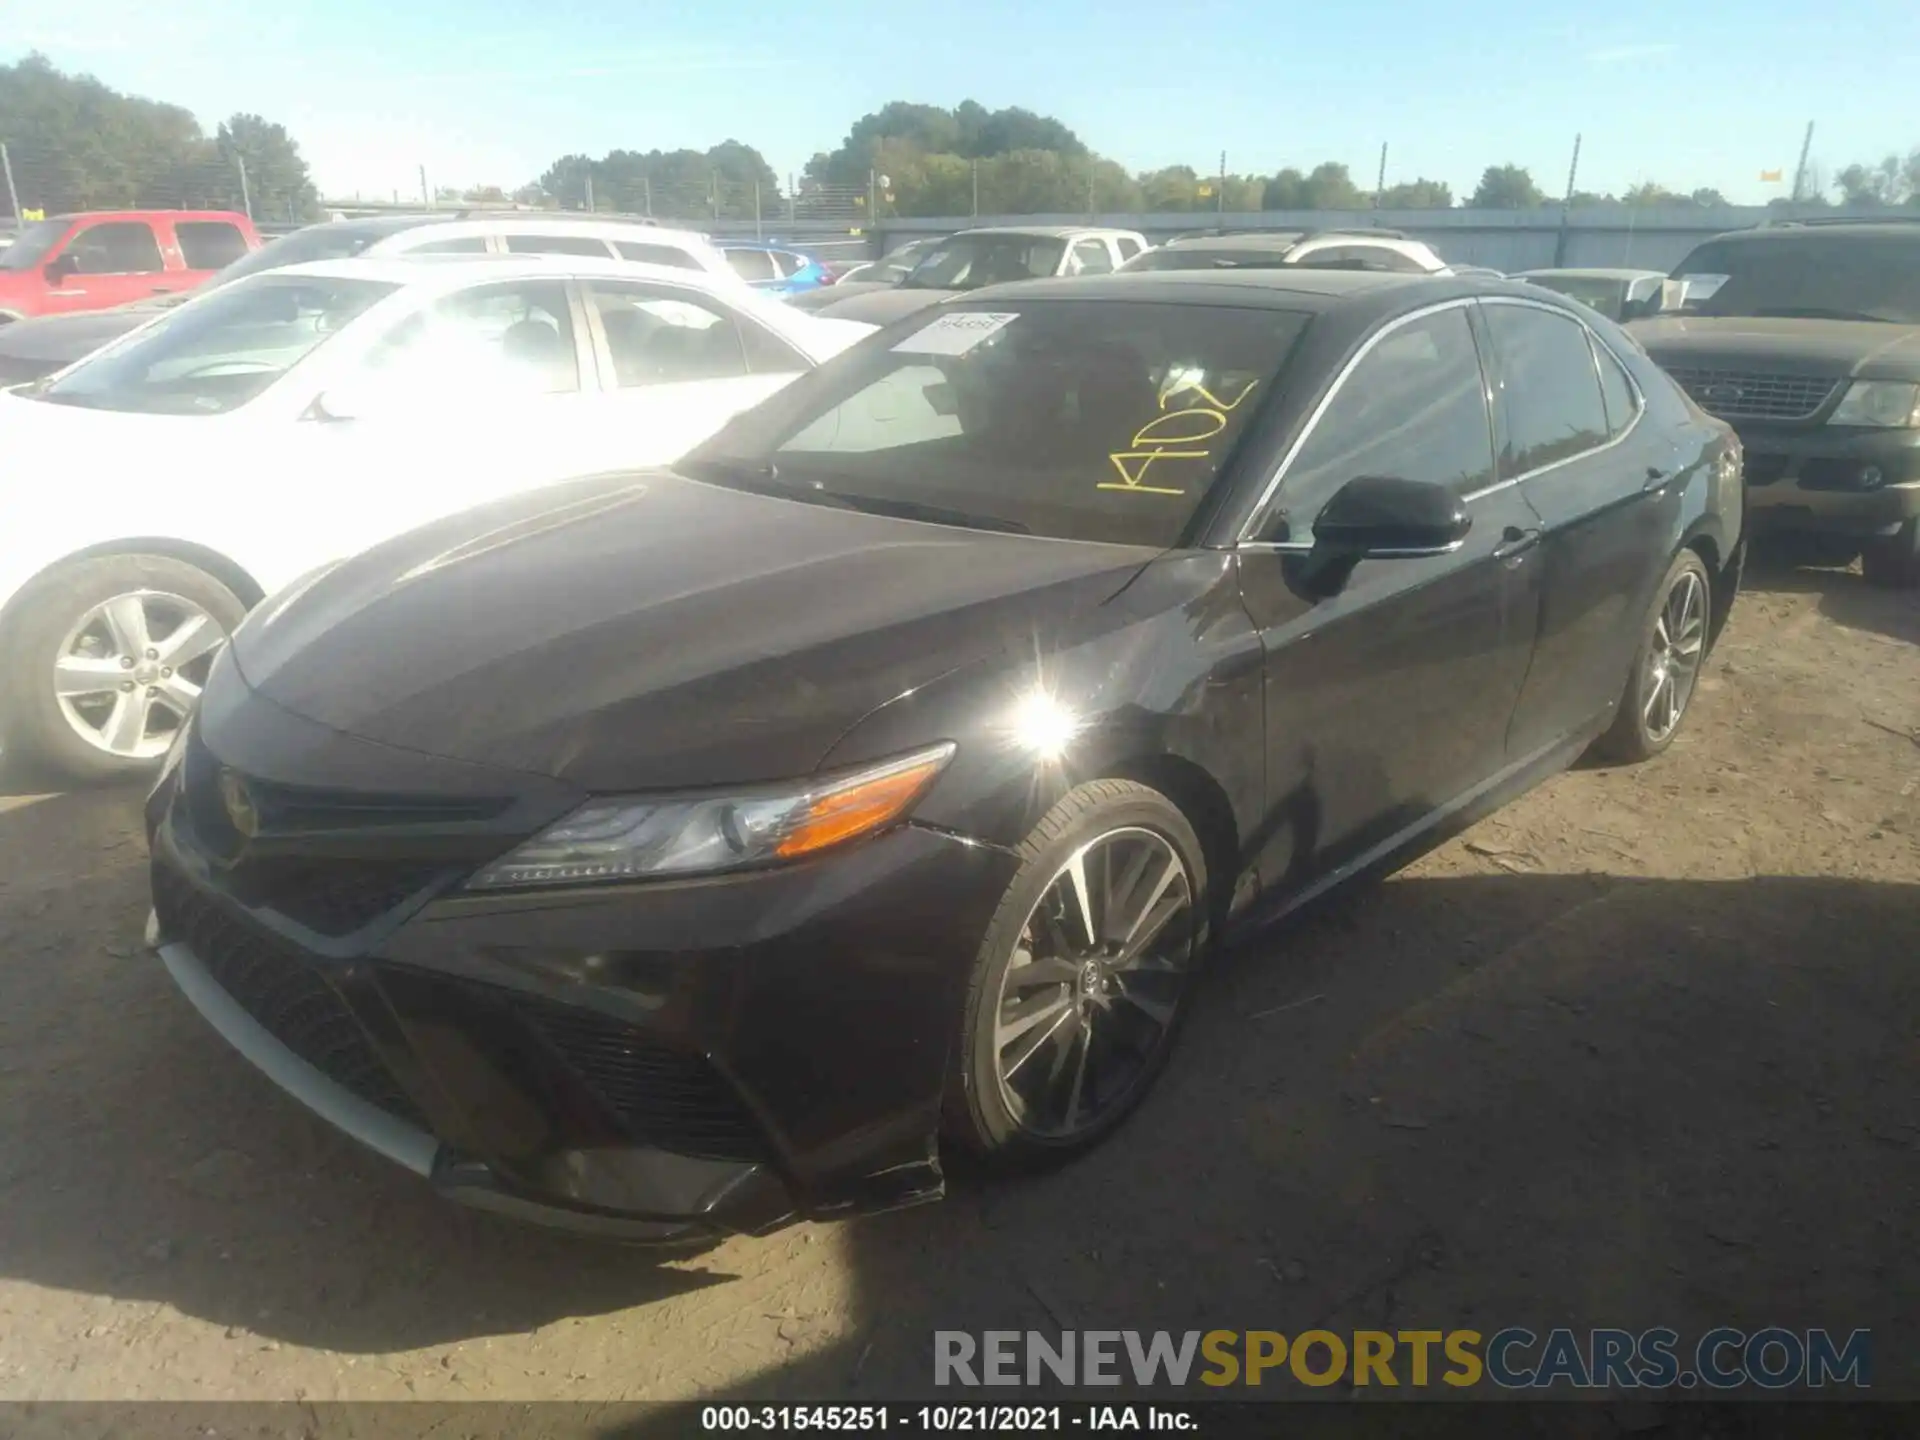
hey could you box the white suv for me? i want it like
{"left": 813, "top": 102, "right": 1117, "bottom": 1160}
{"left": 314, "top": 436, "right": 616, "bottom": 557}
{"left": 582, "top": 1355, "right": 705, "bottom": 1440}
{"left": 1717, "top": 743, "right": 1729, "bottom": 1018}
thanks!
{"left": 0, "top": 214, "right": 738, "bottom": 386}
{"left": 1120, "top": 229, "right": 1453, "bottom": 275}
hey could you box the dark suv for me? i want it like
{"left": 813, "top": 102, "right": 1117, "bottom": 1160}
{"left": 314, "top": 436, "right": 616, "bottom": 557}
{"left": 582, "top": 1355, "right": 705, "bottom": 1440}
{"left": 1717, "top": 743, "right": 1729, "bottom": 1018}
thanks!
{"left": 1628, "top": 220, "right": 1920, "bottom": 587}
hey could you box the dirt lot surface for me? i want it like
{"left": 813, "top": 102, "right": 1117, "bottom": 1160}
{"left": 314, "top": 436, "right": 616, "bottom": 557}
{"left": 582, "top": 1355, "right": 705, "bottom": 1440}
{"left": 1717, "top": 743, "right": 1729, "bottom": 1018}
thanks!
{"left": 0, "top": 558, "right": 1914, "bottom": 1408}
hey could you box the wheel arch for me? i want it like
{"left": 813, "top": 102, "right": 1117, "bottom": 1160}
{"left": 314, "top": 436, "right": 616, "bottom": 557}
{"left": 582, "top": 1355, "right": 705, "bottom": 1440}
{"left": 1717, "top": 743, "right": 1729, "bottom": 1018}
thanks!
{"left": 1105, "top": 751, "right": 1241, "bottom": 935}
{"left": 1677, "top": 520, "right": 1737, "bottom": 652}
{"left": 1, "top": 539, "right": 264, "bottom": 641}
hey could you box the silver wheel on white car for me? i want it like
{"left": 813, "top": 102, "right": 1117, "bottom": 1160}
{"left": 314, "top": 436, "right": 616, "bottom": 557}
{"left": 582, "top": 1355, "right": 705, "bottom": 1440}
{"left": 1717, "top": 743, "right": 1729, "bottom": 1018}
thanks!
{"left": 54, "top": 591, "right": 228, "bottom": 760}
{"left": 0, "top": 555, "right": 247, "bottom": 783}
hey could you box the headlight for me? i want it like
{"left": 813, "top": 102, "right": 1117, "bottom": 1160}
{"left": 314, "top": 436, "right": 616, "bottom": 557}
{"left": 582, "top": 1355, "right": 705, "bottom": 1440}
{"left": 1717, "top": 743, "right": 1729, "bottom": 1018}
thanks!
{"left": 467, "top": 742, "right": 956, "bottom": 891}
{"left": 1828, "top": 381, "right": 1920, "bottom": 428}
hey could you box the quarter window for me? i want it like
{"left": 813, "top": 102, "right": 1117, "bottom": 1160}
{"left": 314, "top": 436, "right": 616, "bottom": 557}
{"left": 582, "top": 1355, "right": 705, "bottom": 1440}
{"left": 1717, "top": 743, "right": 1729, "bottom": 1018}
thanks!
{"left": 1592, "top": 336, "right": 1639, "bottom": 436}
{"left": 67, "top": 222, "right": 165, "bottom": 275}
{"left": 1069, "top": 238, "right": 1114, "bottom": 275}
{"left": 175, "top": 221, "right": 250, "bottom": 270}
{"left": 724, "top": 249, "right": 778, "bottom": 283}
{"left": 1273, "top": 307, "right": 1495, "bottom": 540}
{"left": 408, "top": 236, "right": 490, "bottom": 254}
{"left": 1486, "top": 305, "right": 1610, "bottom": 473}
{"left": 614, "top": 240, "right": 701, "bottom": 270}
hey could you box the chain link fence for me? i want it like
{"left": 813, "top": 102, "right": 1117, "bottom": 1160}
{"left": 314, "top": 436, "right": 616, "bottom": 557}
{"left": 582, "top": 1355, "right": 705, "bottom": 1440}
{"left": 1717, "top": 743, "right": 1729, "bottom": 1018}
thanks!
{"left": 0, "top": 140, "right": 322, "bottom": 230}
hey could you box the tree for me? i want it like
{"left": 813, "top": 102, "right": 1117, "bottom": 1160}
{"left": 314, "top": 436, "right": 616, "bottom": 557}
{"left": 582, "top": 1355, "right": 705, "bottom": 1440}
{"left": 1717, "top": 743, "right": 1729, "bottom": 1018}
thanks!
{"left": 805, "top": 100, "right": 1089, "bottom": 196}
{"left": 1833, "top": 153, "right": 1915, "bottom": 207}
{"left": 0, "top": 53, "right": 316, "bottom": 216}
{"left": 1469, "top": 164, "right": 1545, "bottom": 209}
{"left": 215, "top": 113, "right": 319, "bottom": 221}
{"left": 534, "top": 142, "right": 782, "bottom": 221}
{"left": 1262, "top": 162, "right": 1366, "bottom": 210}
{"left": 1377, "top": 178, "right": 1453, "bottom": 208}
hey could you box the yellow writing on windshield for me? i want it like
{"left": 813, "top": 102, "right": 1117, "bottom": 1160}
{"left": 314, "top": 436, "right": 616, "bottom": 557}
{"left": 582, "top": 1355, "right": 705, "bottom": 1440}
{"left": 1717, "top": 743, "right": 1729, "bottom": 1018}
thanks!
{"left": 1101, "top": 375, "right": 1260, "bottom": 497}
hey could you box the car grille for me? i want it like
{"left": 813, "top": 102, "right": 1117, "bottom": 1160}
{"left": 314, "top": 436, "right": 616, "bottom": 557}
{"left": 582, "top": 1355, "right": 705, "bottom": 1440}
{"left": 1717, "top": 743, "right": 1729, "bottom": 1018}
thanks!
{"left": 1743, "top": 452, "right": 1790, "bottom": 487}
{"left": 1665, "top": 367, "right": 1842, "bottom": 422}
{"left": 153, "top": 863, "right": 428, "bottom": 1129}
{"left": 220, "top": 856, "right": 450, "bottom": 938}
{"left": 517, "top": 994, "right": 768, "bottom": 1163}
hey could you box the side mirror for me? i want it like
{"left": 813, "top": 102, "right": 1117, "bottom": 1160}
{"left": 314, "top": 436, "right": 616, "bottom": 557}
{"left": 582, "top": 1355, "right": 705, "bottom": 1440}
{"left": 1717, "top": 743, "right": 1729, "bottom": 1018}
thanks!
{"left": 1312, "top": 475, "right": 1471, "bottom": 558}
{"left": 305, "top": 386, "right": 366, "bottom": 423}
{"left": 43, "top": 253, "right": 78, "bottom": 284}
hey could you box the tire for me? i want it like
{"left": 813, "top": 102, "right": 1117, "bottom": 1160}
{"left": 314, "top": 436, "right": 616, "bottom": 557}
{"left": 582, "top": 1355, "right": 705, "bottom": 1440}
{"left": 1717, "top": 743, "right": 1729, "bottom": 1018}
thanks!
{"left": 1862, "top": 519, "right": 1920, "bottom": 590}
{"left": 0, "top": 554, "right": 245, "bottom": 783}
{"left": 944, "top": 778, "right": 1211, "bottom": 1164}
{"left": 1592, "top": 548, "right": 1713, "bottom": 765}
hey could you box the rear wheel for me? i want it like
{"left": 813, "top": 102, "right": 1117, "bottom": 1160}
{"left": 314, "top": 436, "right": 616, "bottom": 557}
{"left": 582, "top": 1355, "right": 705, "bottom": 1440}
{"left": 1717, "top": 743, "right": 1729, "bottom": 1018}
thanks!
{"left": 945, "top": 780, "right": 1210, "bottom": 1162}
{"left": 0, "top": 555, "right": 243, "bottom": 782}
{"left": 1593, "top": 549, "right": 1712, "bottom": 764}
{"left": 1862, "top": 519, "right": 1920, "bottom": 589}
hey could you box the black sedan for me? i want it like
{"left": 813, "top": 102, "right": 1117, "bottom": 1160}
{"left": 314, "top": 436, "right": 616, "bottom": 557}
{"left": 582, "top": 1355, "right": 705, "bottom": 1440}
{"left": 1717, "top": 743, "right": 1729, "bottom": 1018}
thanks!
{"left": 144, "top": 270, "right": 1745, "bottom": 1241}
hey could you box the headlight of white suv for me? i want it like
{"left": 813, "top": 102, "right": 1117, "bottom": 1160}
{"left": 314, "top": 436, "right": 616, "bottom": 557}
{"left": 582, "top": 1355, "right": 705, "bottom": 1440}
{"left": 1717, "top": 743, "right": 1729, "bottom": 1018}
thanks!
{"left": 468, "top": 742, "right": 956, "bottom": 891}
{"left": 1827, "top": 381, "right": 1920, "bottom": 428}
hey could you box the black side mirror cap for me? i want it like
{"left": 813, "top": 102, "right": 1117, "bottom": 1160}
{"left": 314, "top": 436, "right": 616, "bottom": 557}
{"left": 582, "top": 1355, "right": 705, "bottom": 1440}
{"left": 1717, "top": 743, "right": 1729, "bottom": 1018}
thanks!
{"left": 1312, "top": 475, "right": 1472, "bottom": 558}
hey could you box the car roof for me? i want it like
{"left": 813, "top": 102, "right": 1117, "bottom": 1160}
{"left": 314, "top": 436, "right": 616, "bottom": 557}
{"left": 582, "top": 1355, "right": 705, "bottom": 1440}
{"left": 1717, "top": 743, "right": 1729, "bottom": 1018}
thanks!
{"left": 50, "top": 209, "right": 250, "bottom": 224}
{"left": 1516, "top": 267, "right": 1666, "bottom": 280}
{"left": 1159, "top": 232, "right": 1307, "bottom": 252}
{"left": 1699, "top": 221, "right": 1920, "bottom": 245}
{"left": 962, "top": 267, "right": 1455, "bottom": 309}
{"left": 264, "top": 253, "right": 734, "bottom": 290}
{"left": 954, "top": 225, "right": 1135, "bottom": 239}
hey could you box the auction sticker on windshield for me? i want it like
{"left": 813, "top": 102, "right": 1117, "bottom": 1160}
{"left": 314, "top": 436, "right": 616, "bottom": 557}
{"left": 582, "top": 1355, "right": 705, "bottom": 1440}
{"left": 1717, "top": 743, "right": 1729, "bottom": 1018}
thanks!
{"left": 893, "top": 311, "right": 1019, "bottom": 356}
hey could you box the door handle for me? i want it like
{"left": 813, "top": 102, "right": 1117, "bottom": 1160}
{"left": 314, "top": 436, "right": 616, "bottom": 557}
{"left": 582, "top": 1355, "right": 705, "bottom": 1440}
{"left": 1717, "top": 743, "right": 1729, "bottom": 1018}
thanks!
{"left": 1644, "top": 465, "right": 1675, "bottom": 491}
{"left": 1493, "top": 526, "right": 1542, "bottom": 562}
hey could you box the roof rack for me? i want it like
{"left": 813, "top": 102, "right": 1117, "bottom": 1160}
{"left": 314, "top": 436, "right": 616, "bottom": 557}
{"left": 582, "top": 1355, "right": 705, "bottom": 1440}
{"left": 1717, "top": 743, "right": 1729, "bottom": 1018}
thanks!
{"left": 1300, "top": 226, "right": 1409, "bottom": 241}
{"left": 1769, "top": 213, "right": 1920, "bottom": 228}
{"left": 449, "top": 207, "right": 663, "bottom": 226}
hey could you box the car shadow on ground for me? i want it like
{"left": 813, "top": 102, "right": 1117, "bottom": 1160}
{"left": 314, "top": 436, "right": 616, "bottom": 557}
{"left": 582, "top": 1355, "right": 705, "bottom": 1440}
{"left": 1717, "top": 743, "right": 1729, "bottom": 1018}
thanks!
{"left": 0, "top": 738, "right": 1913, "bottom": 1390}
{"left": 1744, "top": 549, "right": 1919, "bottom": 650}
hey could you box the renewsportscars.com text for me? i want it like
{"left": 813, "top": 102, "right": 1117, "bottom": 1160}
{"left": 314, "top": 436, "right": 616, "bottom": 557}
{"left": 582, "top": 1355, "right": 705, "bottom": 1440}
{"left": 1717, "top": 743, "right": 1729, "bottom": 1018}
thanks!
{"left": 933, "top": 1328, "right": 1872, "bottom": 1390}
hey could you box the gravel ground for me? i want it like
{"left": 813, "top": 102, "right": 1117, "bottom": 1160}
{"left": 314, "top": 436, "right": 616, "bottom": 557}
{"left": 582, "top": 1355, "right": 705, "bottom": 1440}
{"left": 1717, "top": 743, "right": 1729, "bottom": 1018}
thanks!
{"left": 0, "top": 557, "right": 1914, "bottom": 1405}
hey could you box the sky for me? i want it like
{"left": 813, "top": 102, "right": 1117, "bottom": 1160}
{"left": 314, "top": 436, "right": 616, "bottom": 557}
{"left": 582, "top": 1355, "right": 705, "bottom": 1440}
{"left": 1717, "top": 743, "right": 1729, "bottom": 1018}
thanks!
{"left": 4, "top": 0, "right": 1917, "bottom": 206}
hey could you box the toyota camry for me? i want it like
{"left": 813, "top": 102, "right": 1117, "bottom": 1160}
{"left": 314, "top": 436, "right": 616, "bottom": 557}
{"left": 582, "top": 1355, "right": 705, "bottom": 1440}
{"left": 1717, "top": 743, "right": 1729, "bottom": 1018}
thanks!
{"left": 144, "top": 269, "right": 1744, "bottom": 1241}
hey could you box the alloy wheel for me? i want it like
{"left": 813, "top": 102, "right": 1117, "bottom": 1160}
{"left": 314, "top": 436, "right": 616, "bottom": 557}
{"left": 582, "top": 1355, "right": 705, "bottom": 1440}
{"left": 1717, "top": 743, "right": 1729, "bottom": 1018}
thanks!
{"left": 53, "top": 590, "right": 228, "bottom": 759}
{"left": 1642, "top": 569, "right": 1706, "bottom": 744}
{"left": 992, "top": 826, "right": 1197, "bottom": 1140}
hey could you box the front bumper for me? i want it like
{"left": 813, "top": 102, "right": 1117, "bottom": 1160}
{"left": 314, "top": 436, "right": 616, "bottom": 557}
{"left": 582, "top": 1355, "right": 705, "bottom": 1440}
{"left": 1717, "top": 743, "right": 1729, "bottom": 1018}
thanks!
{"left": 1731, "top": 422, "right": 1920, "bottom": 536}
{"left": 146, "top": 752, "right": 1018, "bottom": 1240}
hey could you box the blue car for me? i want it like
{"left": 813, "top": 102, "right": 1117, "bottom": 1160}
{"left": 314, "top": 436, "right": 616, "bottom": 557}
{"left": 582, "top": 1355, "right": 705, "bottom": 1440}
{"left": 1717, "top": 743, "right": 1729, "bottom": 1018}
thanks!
{"left": 718, "top": 242, "right": 833, "bottom": 295}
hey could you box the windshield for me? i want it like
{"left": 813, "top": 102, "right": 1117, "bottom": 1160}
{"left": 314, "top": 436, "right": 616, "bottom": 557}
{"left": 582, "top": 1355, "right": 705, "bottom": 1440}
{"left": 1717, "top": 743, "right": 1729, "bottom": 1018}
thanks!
{"left": 1520, "top": 275, "right": 1629, "bottom": 321}
{"left": 33, "top": 273, "right": 396, "bottom": 415}
{"left": 678, "top": 299, "right": 1310, "bottom": 547}
{"left": 0, "top": 219, "right": 69, "bottom": 272}
{"left": 901, "top": 234, "right": 1068, "bottom": 290}
{"left": 1672, "top": 236, "right": 1920, "bottom": 324}
{"left": 1121, "top": 246, "right": 1294, "bottom": 272}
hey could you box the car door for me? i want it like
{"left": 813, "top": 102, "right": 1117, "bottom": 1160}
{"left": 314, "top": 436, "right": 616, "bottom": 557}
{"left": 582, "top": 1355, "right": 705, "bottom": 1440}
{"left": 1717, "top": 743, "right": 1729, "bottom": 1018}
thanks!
{"left": 1234, "top": 301, "right": 1545, "bottom": 891}
{"left": 295, "top": 276, "right": 606, "bottom": 550}
{"left": 575, "top": 277, "right": 811, "bottom": 468}
{"left": 1480, "top": 298, "right": 1681, "bottom": 760}
{"left": 40, "top": 220, "right": 171, "bottom": 314}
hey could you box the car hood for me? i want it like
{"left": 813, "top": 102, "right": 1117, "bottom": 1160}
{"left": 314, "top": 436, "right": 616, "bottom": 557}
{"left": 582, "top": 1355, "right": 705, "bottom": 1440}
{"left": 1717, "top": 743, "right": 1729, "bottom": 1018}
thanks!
{"left": 231, "top": 470, "right": 1153, "bottom": 792}
{"left": 1629, "top": 315, "right": 1920, "bottom": 380}
{"left": 808, "top": 288, "right": 954, "bottom": 325}
{"left": 0, "top": 388, "right": 195, "bottom": 450}
{"left": 0, "top": 308, "right": 151, "bottom": 376}
{"left": 786, "top": 281, "right": 896, "bottom": 312}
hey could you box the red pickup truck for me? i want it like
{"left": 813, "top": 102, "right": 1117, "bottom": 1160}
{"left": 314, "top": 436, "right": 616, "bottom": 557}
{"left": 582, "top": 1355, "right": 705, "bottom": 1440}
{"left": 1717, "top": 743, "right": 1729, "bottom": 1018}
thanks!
{"left": 0, "top": 210, "right": 261, "bottom": 322}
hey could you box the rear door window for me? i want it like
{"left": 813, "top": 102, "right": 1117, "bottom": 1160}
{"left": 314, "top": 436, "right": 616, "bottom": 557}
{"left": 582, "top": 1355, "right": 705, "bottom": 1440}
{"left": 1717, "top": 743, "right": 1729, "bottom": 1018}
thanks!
{"left": 1485, "top": 304, "right": 1611, "bottom": 474}
{"left": 586, "top": 281, "right": 752, "bottom": 386}
{"left": 68, "top": 222, "right": 165, "bottom": 275}
{"left": 407, "top": 235, "right": 490, "bottom": 254}
{"left": 175, "top": 221, "right": 250, "bottom": 270}
{"left": 1592, "top": 337, "right": 1640, "bottom": 436}
{"left": 505, "top": 233, "right": 615, "bottom": 258}
{"left": 1068, "top": 239, "right": 1114, "bottom": 275}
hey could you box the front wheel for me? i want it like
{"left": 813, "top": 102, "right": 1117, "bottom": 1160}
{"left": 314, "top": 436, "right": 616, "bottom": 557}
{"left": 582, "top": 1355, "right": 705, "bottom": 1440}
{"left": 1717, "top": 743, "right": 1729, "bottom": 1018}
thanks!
{"left": 0, "top": 554, "right": 244, "bottom": 783}
{"left": 944, "top": 779, "right": 1210, "bottom": 1163}
{"left": 1862, "top": 518, "right": 1920, "bottom": 589}
{"left": 1592, "top": 549, "right": 1712, "bottom": 764}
